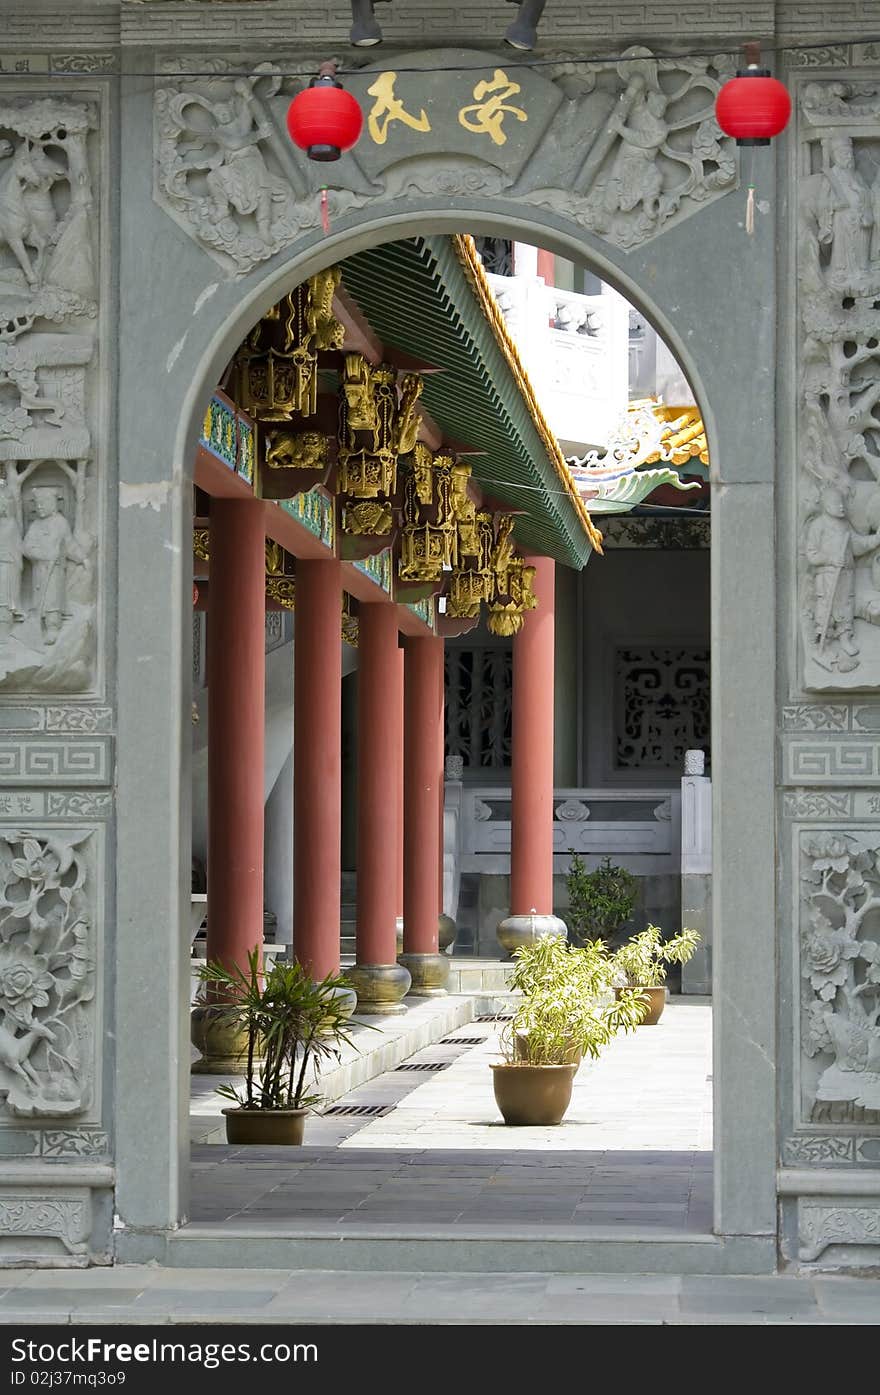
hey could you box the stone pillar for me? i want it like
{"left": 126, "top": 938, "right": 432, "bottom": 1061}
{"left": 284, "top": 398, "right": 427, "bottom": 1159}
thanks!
{"left": 347, "top": 605, "right": 410, "bottom": 1014}
{"left": 400, "top": 635, "right": 449, "bottom": 996}
{"left": 498, "top": 554, "right": 566, "bottom": 955}
{"left": 191, "top": 501, "right": 266, "bottom": 1072}
{"left": 293, "top": 559, "right": 343, "bottom": 980}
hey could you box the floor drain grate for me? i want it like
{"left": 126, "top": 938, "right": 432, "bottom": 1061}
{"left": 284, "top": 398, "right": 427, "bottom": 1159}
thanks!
{"left": 394, "top": 1061, "right": 451, "bottom": 1072}
{"left": 476, "top": 1013, "right": 513, "bottom": 1022}
{"left": 440, "top": 1036, "right": 485, "bottom": 1045}
{"left": 322, "top": 1103, "right": 394, "bottom": 1118}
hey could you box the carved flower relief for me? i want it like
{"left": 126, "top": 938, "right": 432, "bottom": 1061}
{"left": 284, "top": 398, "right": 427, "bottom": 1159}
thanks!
{"left": 803, "top": 913, "right": 861, "bottom": 1000}
{"left": 0, "top": 942, "right": 53, "bottom": 1028}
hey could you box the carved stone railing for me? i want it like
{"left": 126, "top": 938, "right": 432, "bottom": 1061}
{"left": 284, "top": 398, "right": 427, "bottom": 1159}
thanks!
{"left": 485, "top": 272, "right": 630, "bottom": 450}
{"left": 456, "top": 785, "right": 682, "bottom": 877}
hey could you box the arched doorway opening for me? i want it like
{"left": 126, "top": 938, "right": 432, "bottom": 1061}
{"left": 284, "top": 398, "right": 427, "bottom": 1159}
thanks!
{"left": 168, "top": 209, "right": 741, "bottom": 1266}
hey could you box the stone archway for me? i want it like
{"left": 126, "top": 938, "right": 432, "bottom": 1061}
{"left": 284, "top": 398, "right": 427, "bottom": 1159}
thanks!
{"left": 0, "top": 39, "right": 780, "bottom": 1270}
{"left": 109, "top": 166, "right": 777, "bottom": 1261}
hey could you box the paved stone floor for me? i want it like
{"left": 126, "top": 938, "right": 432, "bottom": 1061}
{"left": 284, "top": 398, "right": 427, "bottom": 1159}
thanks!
{"left": 189, "top": 1000, "right": 713, "bottom": 1230}
{"left": 0, "top": 1267, "right": 877, "bottom": 1324}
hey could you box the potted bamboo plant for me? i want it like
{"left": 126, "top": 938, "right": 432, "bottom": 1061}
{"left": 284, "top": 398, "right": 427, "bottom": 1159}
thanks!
{"left": 611, "top": 925, "right": 701, "bottom": 1026}
{"left": 491, "top": 934, "right": 647, "bottom": 1126}
{"left": 508, "top": 932, "right": 624, "bottom": 1066}
{"left": 198, "top": 949, "right": 359, "bottom": 1145}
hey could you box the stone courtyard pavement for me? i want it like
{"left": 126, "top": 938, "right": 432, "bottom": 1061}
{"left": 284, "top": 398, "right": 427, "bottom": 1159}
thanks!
{"left": 188, "top": 999, "right": 713, "bottom": 1230}
{"left": 0, "top": 1268, "right": 877, "bottom": 1324}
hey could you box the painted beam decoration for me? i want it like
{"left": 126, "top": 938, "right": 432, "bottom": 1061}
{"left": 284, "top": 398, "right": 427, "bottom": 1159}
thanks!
{"left": 153, "top": 47, "right": 738, "bottom": 277}
{"left": 567, "top": 404, "right": 703, "bottom": 514}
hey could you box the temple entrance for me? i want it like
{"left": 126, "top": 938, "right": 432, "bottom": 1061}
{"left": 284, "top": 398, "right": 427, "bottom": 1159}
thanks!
{"left": 181, "top": 218, "right": 724, "bottom": 1255}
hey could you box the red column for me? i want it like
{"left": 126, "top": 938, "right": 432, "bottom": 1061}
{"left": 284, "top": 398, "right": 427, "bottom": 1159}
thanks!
{"left": 394, "top": 647, "right": 404, "bottom": 933}
{"left": 356, "top": 605, "right": 400, "bottom": 964}
{"left": 403, "top": 636, "right": 444, "bottom": 953}
{"left": 536, "top": 249, "right": 555, "bottom": 286}
{"left": 206, "top": 501, "right": 266, "bottom": 973}
{"left": 294, "top": 559, "right": 342, "bottom": 978}
{"left": 510, "top": 555, "right": 556, "bottom": 915}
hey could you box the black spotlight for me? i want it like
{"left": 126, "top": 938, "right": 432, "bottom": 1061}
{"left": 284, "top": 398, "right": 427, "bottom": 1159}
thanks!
{"left": 504, "top": 0, "right": 547, "bottom": 50}
{"left": 350, "top": 0, "right": 387, "bottom": 46}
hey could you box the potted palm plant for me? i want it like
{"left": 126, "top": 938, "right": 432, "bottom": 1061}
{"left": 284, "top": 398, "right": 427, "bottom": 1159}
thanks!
{"left": 198, "top": 949, "right": 358, "bottom": 1145}
{"left": 611, "top": 925, "right": 701, "bottom": 1026}
{"left": 490, "top": 935, "right": 647, "bottom": 1126}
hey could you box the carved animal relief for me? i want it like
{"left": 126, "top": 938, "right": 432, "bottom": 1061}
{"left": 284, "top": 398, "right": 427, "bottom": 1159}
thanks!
{"left": 0, "top": 829, "right": 96, "bottom": 1118}
{"left": 800, "top": 831, "right": 880, "bottom": 1125}
{"left": 0, "top": 97, "right": 98, "bottom": 695}
{"left": 799, "top": 82, "right": 880, "bottom": 688}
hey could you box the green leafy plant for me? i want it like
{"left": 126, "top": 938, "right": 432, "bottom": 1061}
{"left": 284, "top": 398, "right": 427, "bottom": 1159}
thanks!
{"left": 499, "top": 932, "right": 647, "bottom": 1065}
{"left": 197, "top": 950, "right": 359, "bottom": 1111}
{"left": 611, "top": 925, "right": 701, "bottom": 989}
{"left": 566, "top": 853, "right": 637, "bottom": 946}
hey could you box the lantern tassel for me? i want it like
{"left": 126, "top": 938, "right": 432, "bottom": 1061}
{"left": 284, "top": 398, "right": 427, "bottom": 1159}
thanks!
{"left": 320, "top": 186, "right": 330, "bottom": 234}
{"left": 746, "top": 182, "right": 755, "bottom": 236}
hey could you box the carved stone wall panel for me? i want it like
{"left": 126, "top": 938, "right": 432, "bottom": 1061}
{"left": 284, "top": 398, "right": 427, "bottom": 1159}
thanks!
{"left": 0, "top": 825, "right": 103, "bottom": 1124}
{"left": 0, "top": 738, "right": 111, "bottom": 785}
{"left": 796, "top": 1198, "right": 880, "bottom": 1265}
{"left": 0, "top": 1186, "right": 98, "bottom": 1260}
{"left": 796, "top": 77, "right": 880, "bottom": 690}
{"left": 783, "top": 738, "right": 880, "bottom": 783}
{"left": 152, "top": 48, "right": 739, "bottom": 275}
{"left": 0, "top": 88, "right": 105, "bottom": 699}
{"left": 796, "top": 827, "right": 880, "bottom": 1130}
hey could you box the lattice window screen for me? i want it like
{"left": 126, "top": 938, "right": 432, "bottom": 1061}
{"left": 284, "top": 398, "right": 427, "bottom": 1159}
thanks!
{"left": 614, "top": 646, "right": 710, "bottom": 770}
{"left": 445, "top": 646, "right": 513, "bottom": 770}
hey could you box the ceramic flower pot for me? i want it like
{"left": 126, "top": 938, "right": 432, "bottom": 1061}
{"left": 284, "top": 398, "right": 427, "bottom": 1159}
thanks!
{"left": 222, "top": 1107, "right": 308, "bottom": 1146}
{"left": 490, "top": 1062, "right": 578, "bottom": 1126}
{"left": 618, "top": 984, "right": 667, "bottom": 1025}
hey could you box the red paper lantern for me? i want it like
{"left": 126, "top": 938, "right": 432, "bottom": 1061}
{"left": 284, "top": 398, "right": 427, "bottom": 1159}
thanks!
{"left": 286, "top": 64, "right": 363, "bottom": 162}
{"left": 715, "top": 66, "right": 791, "bottom": 146}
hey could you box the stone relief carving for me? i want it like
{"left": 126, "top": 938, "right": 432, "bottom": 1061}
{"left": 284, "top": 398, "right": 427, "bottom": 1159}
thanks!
{"left": 0, "top": 1193, "right": 89, "bottom": 1254}
{"left": 798, "top": 1200, "right": 880, "bottom": 1263}
{"left": 153, "top": 48, "right": 737, "bottom": 276}
{"left": 0, "top": 828, "right": 96, "bottom": 1118}
{"left": 0, "top": 97, "right": 98, "bottom": 696}
{"left": 517, "top": 47, "right": 736, "bottom": 251}
{"left": 154, "top": 63, "right": 364, "bottom": 276}
{"left": 800, "top": 830, "right": 880, "bottom": 1126}
{"left": 798, "top": 82, "right": 880, "bottom": 688}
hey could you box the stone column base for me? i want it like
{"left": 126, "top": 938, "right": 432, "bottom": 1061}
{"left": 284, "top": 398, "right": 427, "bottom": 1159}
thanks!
{"left": 497, "top": 912, "right": 567, "bottom": 958}
{"left": 191, "top": 1005, "right": 255, "bottom": 1074}
{"left": 395, "top": 916, "right": 404, "bottom": 955}
{"left": 346, "top": 962, "right": 411, "bottom": 1015}
{"left": 397, "top": 951, "right": 449, "bottom": 997}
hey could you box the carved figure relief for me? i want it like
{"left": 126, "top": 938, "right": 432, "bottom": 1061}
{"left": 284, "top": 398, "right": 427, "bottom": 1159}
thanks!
{"left": 153, "top": 49, "right": 736, "bottom": 276}
{"left": 154, "top": 64, "right": 322, "bottom": 275}
{"left": 0, "top": 98, "right": 98, "bottom": 696}
{"left": 799, "top": 84, "right": 880, "bottom": 687}
{"left": 0, "top": 828, "right": 96, "bottom": 1118}
{"left": 801, "top": 830, "right": 880, "bottom": 1125}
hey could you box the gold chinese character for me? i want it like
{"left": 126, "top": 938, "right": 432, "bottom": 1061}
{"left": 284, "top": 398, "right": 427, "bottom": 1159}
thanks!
{"left": 366, "top": 72, "right": 431, "bottom": 146}
{"left": 458, "top": 68, "right": 527, "bottom": 146}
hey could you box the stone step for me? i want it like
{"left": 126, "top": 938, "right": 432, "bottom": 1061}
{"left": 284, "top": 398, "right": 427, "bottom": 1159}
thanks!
{"left": 162, "top": 1228, "right": 775, "bottom": 1276}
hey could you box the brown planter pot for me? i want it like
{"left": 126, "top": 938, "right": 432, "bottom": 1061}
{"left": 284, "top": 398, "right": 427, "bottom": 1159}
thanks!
{"left": 222, "top": 1107, "right": 308, "bottom": 1146}
{"left": 618, "top": 985, "right": 667, "bottom": 1026}
{"left": 490, "top": 1063, "right": 578, "bottom": 1126}
{"left": 513, "top": 1031, "right": 582, "bottom": 1067}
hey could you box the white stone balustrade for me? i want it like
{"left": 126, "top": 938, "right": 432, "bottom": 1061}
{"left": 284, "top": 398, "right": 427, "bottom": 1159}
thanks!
{"left": 485, "top": 271, "right": 630, "bottom": 452}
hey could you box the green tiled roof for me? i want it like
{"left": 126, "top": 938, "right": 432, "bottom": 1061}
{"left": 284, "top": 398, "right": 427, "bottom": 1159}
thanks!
{"left": 339, "top": 236, "right": 596, "bottom": 569}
